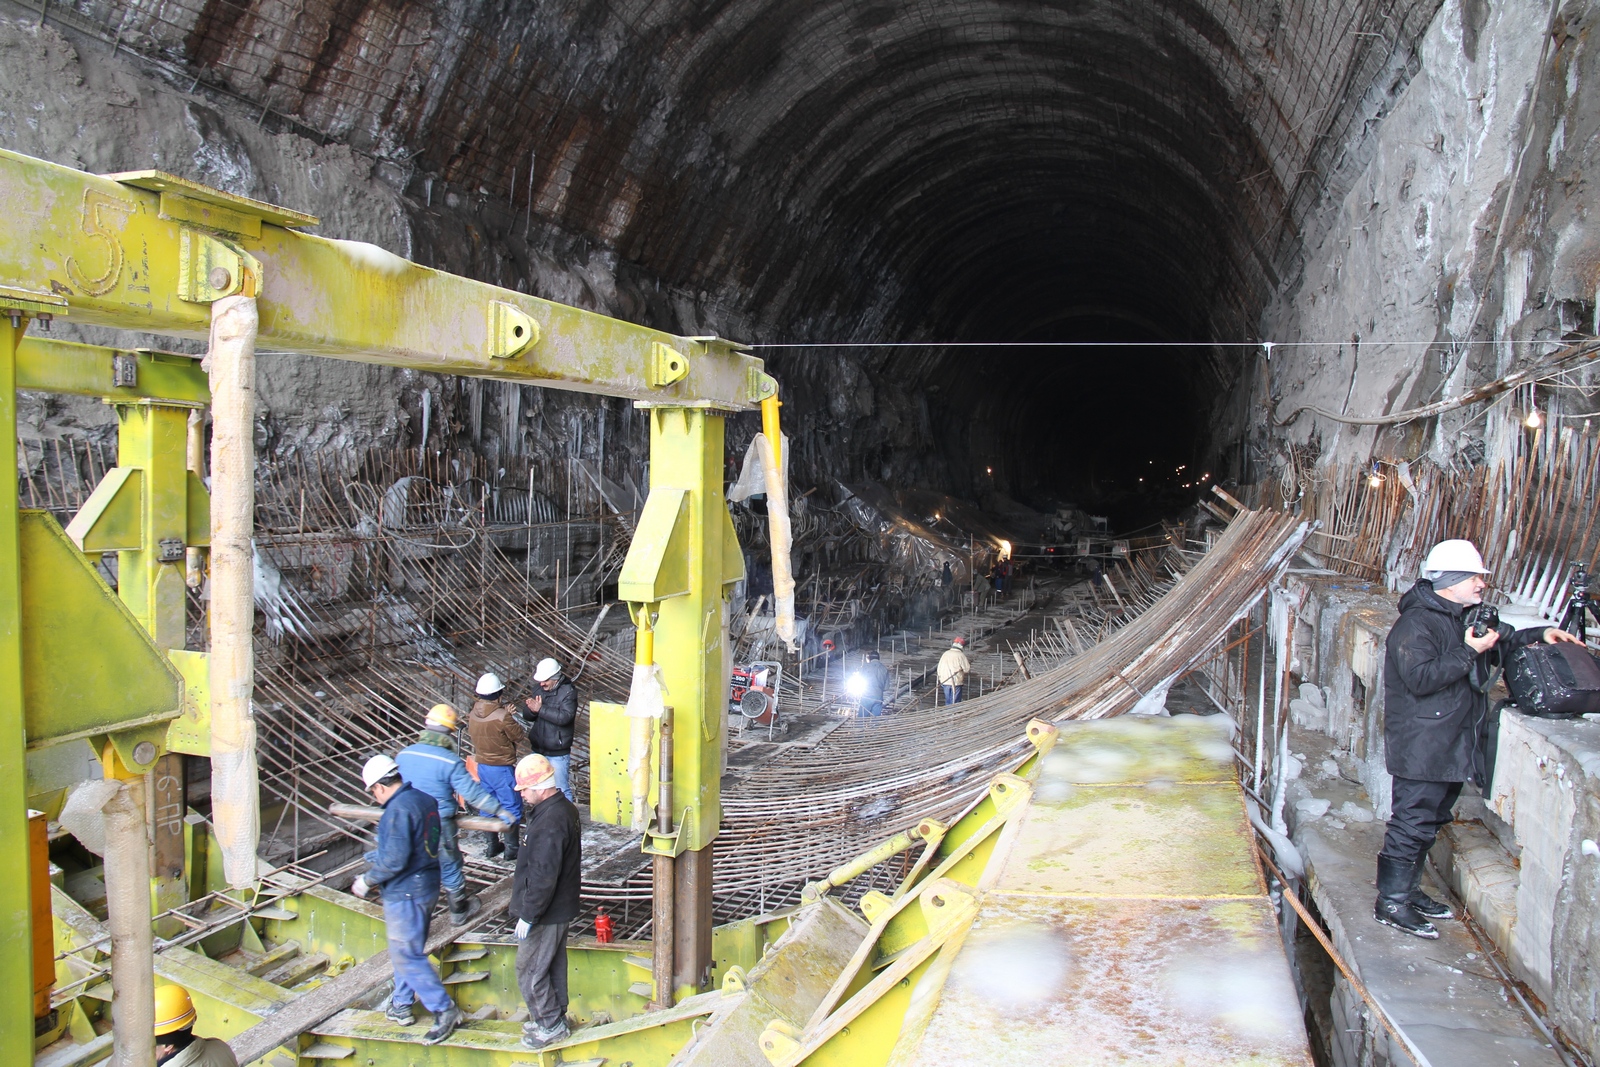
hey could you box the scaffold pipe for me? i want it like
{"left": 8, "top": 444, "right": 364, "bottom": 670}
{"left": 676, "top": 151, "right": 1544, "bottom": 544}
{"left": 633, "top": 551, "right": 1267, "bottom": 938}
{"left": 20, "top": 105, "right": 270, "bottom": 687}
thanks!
{"left": 207, "top": 295, "right": 261, "bottom": 889}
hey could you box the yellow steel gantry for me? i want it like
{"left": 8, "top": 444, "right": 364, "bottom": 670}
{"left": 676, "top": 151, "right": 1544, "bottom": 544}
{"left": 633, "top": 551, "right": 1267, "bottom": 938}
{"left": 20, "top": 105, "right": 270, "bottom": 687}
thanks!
{"left": 0, "top": 147, "right": 777, "bottom": 1063}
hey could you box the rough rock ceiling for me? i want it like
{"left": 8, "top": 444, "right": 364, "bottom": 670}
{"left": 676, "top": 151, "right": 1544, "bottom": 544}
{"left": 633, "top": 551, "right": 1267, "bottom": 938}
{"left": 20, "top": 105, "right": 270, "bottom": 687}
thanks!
{"left": 84, "top": 0, "right": 1441, "bottom": 503}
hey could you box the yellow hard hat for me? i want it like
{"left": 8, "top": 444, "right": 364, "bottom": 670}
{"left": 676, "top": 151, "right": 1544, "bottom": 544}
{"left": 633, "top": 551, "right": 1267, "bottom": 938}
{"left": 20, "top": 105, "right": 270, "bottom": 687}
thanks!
{"left": 425, "top": 703, "right": 459, "bottom": 730}
{"left": 154, "top": 983, "right": 197, "bottom": 1036}
{"left": 514, "top": 753, "right": 555, "bottom": 790}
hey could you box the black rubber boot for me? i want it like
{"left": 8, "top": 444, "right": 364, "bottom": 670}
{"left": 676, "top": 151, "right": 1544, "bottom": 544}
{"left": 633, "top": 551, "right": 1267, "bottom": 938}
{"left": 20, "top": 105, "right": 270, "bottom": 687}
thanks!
{"left": 1374, "top": 855, "right": 1439, "bottom": 938}
{"left": 1408, "top": 855, "right": 1452, "bottom": 920}
{"left": 480, "top": 830, "right": 503, "bottom": 858}
{"left": 448, "top": 887, "right": 482, "bottom": 925}
{"left": 500, "top": 828, "right": 520, "bottom": 862}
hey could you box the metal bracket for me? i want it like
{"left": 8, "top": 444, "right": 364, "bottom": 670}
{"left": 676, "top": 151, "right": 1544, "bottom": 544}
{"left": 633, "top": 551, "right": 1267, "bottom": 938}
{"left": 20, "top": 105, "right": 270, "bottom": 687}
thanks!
{"left": 156, "top": 538, "right": 185, "bottom": 563}
{"left": 0, "top": 283, "right": 68, "bottom": 329}
{"left": 64, "top": 467, "right": 143, "bottom": 553}
{"left": 648, "top": 342, "right": 689, "bottom": 387}
{"left": 111, "top": 353, "right": 138, "bottom": 388}
{"left": 487, "top": 300, "right": 540, "bottom": 359}
{"left": 987, "top": 772, "right": 1031, "bottom": 817}
{"left": 178, "top": 230, "right": 260, "bottom": 303}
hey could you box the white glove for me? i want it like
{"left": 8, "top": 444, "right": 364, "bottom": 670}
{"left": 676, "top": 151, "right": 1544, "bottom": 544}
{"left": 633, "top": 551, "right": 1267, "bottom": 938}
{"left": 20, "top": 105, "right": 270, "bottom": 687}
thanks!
{"left": 516, "top": 919, "right": 531, "bottom": 940}
{"left": 351, "top": 875, "right": 370, "bottom": 899}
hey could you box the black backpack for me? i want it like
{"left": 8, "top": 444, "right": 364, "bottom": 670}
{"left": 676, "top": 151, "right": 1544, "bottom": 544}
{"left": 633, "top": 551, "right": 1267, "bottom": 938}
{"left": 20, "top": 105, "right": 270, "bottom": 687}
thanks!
{"left": 1504, "top": 642, "right": 1600, "bottom": 718}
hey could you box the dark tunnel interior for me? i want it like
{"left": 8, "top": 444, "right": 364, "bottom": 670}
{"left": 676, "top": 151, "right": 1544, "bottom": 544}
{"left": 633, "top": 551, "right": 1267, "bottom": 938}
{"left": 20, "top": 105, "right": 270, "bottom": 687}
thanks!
{"left": 170, "top": 0, "right": 1429, "bottom": 524}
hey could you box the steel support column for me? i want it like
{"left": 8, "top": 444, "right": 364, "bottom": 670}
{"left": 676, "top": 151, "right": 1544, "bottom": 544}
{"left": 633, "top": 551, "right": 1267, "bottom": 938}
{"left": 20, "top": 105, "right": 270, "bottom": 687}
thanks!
{"left": 626, "top": 406, "right": 743, "bottom": 1002}
{"left": 0, "top": 319, "right": 33, "bottom": 1061}
{"left": 112, "top": 401, "right": 195, "bottom": 650}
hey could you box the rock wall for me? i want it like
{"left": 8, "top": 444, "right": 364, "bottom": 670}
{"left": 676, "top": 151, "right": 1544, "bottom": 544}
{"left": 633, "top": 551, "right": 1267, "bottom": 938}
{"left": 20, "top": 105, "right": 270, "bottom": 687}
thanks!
{"left": 1246, "top": 0, "right": 1597, "bottom": 477}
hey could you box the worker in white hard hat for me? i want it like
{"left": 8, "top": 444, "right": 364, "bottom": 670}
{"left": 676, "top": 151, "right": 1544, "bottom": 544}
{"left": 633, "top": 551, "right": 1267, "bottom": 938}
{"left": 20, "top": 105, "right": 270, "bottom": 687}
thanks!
{"left": 521, "top": 658, "right": 578, "bottom": 803}
{"left": 508, "top": 754, "right": 582, "bottom": 1050}
{"left": 469, "top": 671, "right": 531, "bottom": 863}
{"left": 937, "top": 636, "right": 972, "bottom": 706}
{"left": 1376, "top": 539, "right": 1580, "bottom": 940}
{"left": 154, "top": 983, "right": 237, "bottom": 1065}
{"left": 396, "top": 702, "right": 509, "bottom": 924}
{"left": 350, "top": 754, "right": 461, "bottom": 1044}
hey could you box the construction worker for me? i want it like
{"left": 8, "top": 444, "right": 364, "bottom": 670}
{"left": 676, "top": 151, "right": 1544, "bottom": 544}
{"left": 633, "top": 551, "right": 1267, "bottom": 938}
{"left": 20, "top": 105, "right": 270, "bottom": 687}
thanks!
{"left": 351, "top": 753, "right": 461, "bottom": 1044}
{"left": 851, "top": 650, "right": 892, "bottom": 717}
{"left": 1377, "top": 539, "right": 1580, "bottom": 939}
{"left": 523, "top": 658, "right": 578, "bottom": 803}
{"left": 396, "top": 703, "right": 509, "bottom": 923}
{"left": 937, "top": 636, "right": 972, "bottom": 705}
{"left": 509, "top": 753, "right": 582, "bottom": 1050}
{"left": 469, "top": 671, "right": 530, "bottom": 862}
{"left": 154, "top": 984, "right": 238, "bottom": 1065}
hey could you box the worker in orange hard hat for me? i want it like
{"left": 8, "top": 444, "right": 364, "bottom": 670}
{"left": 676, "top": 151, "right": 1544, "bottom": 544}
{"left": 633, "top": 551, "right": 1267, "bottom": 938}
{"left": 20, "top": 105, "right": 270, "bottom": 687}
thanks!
{"left": 154, "top": 984, "right": 237, "bottom": 1065}
{"left": 396, "top": 702, "right": 509, "bottom": 924}
{"left": 508, "top": 753, "right": 582, "bottom": 1050}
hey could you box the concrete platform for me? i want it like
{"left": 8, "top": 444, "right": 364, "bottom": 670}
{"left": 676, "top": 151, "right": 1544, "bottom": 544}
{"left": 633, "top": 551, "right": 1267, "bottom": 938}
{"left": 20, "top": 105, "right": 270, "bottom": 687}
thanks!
{"left": 1288, "top": 728, "right": 1566, "bottom": 1067}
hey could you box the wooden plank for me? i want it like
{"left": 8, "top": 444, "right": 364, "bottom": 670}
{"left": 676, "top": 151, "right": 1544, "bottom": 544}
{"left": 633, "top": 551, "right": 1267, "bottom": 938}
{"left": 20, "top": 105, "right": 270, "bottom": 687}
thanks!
{"left": 226, "top": 878, "right": 512, "bottom": 1065}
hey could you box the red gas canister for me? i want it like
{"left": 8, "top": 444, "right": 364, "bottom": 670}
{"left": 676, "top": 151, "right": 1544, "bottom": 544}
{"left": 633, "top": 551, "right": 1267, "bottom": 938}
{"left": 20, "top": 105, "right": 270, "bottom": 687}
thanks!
{"left": 595, "top": 910, "right": 614, "bottom": 943}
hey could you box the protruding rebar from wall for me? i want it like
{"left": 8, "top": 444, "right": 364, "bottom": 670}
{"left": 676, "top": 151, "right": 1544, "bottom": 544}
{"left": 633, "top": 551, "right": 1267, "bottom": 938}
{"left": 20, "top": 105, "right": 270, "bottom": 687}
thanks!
{"left": 207, "top": 295, "right": 260, "bottom": 889}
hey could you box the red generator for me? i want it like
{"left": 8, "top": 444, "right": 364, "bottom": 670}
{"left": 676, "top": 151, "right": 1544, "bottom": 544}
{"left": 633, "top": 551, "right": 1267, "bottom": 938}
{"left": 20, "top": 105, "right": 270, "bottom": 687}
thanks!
{"left": 729, "top": 660, "right": 782, "bottom": 731}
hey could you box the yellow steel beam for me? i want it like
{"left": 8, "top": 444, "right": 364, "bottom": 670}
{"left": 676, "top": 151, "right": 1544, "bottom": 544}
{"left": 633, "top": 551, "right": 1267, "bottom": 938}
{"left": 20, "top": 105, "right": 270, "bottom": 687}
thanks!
{"left": 0, "top": 322, "right": 33, "bottom": 1062}
{"left": 0, "top": 150, "right": 776, "bottom": 408}
{"left": 16, "top": 338, "right": 209, "bottom": 404}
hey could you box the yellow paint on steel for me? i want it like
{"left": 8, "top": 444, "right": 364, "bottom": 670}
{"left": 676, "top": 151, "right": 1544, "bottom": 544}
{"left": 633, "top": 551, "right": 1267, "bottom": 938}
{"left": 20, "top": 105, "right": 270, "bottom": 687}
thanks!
{"left": 0, "top": 150, "right": 775, "bottom": 407}
{"left": 18, "top": 510, "right": 185, "bottom": 749}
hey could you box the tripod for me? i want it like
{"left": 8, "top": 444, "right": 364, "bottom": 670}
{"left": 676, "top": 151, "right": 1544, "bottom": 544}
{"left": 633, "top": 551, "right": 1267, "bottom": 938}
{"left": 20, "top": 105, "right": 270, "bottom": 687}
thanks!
{"left": 1559, "top": 564, "right": 1595, "bottom": 644}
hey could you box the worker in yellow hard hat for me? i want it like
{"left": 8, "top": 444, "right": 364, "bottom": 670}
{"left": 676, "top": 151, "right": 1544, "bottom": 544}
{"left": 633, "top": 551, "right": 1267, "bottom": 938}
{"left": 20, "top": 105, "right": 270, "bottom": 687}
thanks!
{"left": 154, "top": 984, "right": 238, "bottom": 1065}
{"left": 395, "top": 701, "right": 509, "bottom": 923}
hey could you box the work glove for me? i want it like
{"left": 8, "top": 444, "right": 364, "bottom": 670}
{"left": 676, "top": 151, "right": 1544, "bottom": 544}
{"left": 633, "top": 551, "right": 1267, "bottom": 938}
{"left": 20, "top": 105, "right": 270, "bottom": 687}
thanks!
{"left": 516, "top": 919, "right": 531, "bottom": 940}
{"left": 351, "top": 875, "right": 370, "bottom": 899}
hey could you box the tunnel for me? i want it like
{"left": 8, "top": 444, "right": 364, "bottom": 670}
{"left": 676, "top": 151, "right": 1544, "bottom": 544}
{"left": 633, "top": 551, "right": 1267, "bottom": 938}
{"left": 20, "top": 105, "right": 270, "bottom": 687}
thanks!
{"left": 149, "top": 0, "right": 1440, "bottom": 525}
{"left": 7, "top": 0, "right": 1598, "bottom": 1063}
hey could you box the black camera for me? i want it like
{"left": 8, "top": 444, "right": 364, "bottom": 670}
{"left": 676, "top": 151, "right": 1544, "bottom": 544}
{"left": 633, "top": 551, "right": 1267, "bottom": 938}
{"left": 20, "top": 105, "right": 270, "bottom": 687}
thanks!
{"left": 1465, "top": 603, "right": 1500, "bottom": 638}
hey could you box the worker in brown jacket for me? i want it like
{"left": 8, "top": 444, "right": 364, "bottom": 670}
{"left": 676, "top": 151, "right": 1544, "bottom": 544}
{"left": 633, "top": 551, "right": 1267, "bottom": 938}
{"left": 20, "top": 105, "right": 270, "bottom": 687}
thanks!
{"left": 469, "top": 671, "right": 530, "bottom": 861}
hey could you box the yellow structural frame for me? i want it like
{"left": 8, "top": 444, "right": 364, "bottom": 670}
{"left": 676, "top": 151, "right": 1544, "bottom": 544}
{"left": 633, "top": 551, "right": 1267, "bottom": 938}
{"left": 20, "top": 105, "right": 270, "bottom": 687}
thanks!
{"left": 0, "top": 147, "right": 778, "bottom": 1062}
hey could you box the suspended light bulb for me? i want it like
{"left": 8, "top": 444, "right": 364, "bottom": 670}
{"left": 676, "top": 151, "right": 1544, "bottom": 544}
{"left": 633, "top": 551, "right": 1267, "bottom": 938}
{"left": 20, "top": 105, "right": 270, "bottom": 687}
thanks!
{"left": 998, "top": 539, "right": 1012, "bottom": 559}
{"left": 986, "top": 466, "right": 993, "bottom": 475}
{"left": 1526, "top": 408, "right": 1543, "bottom": 429}
{"left": 1368, "top": 472, "right": 1384, "bottom": 488}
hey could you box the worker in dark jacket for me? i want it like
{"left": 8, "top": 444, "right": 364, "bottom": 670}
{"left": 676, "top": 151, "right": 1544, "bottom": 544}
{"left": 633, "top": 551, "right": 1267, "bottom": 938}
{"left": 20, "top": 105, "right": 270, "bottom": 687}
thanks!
{"left": 350, "top": 754, "right": 461, "bottom": 1044}
{"left": 509, "top": 753, "right": 582, "bottom": 1050}
{"left": 1378, "top": 539, "right": 1580, "bottom": 939}
{"left": 397, "top": 702, "right": 508, "bottom": 923}
{"left": 523, "top": 658, "right": 578, "bottom": 803}
{"left": 469, "top": 671, "right": 530, "bottom": 862}
{"left": 849, "top": 650, "right": 892, "bottom": 717}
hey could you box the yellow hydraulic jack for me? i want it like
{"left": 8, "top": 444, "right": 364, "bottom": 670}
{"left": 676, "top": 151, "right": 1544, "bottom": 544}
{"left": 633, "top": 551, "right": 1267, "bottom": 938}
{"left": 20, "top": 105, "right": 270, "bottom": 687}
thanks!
{"left": 0, "top": 148, "right": 778, "bottom": 1064}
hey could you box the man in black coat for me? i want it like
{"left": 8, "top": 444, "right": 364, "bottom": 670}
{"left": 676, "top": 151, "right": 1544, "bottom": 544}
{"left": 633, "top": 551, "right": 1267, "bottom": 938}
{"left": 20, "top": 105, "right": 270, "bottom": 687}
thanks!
{"left": 1378, "top": 539, "right": 1580, "bottom": 938}
{"left": 523, "top": 657, "right": 578, "bottom": 803}
{"left": 509, "top": 753, "right": 583, "bottom": 1049}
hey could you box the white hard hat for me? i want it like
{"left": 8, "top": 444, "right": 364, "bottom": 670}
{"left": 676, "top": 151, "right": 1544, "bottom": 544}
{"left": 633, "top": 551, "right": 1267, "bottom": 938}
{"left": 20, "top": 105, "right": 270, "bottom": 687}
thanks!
{"left": 1421, "top": 539, "right": 1490, "bottom": 577}
{"left": 361, "top": 754, "right": 400, "bottom": 789}
{"left": 476, "top": 672, "right": 505, "bottom": 696}
{"left": 533, "top": 658, "right": 561, "bottom": 682}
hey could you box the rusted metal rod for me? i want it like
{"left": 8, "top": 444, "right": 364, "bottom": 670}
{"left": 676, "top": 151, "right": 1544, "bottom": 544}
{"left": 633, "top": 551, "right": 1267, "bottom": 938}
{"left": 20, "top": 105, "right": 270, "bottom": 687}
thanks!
{"left": 329, "top": 803, "right": 510, "bottom": 833}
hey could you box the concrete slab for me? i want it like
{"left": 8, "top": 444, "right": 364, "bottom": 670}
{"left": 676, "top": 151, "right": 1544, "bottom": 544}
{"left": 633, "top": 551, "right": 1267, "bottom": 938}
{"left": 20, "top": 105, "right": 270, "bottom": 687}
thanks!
{"left": 1297, "top": 818, "right": 1564, "bottom": 1067}
{"left": 903, "top": 894, "right": 1309, "bottom": 1067}
{"left": 998, "top": 782, "right": 1262, "bottom": 898}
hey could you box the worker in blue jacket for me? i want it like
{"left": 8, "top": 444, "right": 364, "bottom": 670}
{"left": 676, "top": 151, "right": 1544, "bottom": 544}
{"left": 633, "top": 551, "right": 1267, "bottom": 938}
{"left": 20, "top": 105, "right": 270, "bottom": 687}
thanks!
{"left": 396, "top": 703, "right": 507, "bottom": 923}
{"left": 350, "top": 754, "right": 460, "bottom": 1045}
